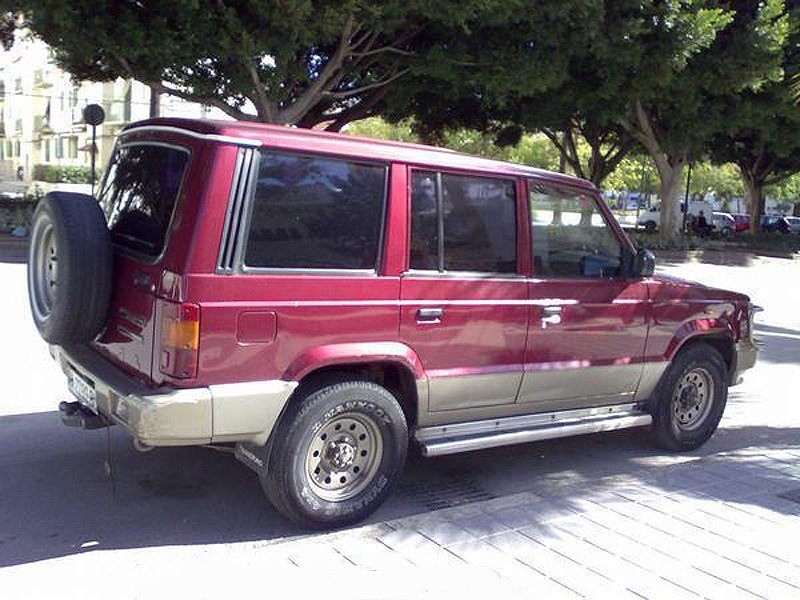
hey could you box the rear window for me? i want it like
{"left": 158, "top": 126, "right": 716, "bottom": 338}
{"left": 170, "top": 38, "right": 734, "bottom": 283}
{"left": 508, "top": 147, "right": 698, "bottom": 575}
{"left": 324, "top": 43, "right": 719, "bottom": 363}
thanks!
{"left": 244, "top": 150, "right": 387, "bottom": 270}
{"left": 99, "top": 144, "right": 190, "bottom": 258}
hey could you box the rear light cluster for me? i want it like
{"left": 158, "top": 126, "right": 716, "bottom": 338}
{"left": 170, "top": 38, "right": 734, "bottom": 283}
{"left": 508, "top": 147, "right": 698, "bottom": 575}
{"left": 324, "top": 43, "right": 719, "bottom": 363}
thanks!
{"left": 159, "top": 301, "right": 200, "bottom": 379}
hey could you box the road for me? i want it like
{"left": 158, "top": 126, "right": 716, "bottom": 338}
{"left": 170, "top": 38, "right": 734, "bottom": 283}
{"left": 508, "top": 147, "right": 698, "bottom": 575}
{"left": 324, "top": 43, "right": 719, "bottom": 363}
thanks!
{"left": 1, "top": 252, "right": 799, "bottom": 598}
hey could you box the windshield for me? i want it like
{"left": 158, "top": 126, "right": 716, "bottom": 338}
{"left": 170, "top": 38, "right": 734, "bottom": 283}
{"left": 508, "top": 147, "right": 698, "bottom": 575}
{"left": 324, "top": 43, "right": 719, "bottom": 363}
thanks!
{"left": 99, "top": 144, "right": 190, "bottom": 258}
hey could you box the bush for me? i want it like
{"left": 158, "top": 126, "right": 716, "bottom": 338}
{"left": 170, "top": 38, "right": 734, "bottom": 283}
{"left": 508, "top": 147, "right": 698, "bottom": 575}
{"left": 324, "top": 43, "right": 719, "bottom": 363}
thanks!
{"left": 32, "top": 164, "right": 96, "bottom": 184}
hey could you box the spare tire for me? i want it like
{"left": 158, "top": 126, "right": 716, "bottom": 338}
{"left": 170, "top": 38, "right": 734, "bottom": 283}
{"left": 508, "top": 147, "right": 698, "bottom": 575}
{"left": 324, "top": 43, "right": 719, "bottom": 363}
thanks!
{"left": 27, "top": 192, "right": 113, "bottom": 344}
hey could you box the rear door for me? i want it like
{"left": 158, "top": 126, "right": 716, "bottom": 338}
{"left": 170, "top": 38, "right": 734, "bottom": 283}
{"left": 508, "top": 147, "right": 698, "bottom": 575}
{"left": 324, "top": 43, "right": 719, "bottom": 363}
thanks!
{"left": 520, "top": 181, "right": 649, "bottom": 411}
{"left": 93, "top": 142, "right": 191, "bottom": 380}
{"left": 400, "top": 170, "right": 528, "bottom": 412}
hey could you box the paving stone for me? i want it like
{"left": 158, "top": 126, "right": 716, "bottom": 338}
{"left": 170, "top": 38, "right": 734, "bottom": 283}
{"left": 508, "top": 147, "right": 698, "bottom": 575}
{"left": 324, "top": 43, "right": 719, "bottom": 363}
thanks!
{"left": 577, "top": 499, "right": 800, "bottom": 598}
{"left": 446, "top": 536, "right": 547, "bottom": 581}
{"left": 333, "top": 536, "right": 415, "bottom": 570}
{"left": 284, "top": 541, "right": 358, "bottom": 569}
{"left": 414, "top": 520, "right": 476, "bottom": 547}
{"left": 378, "top": 528, "right": 466, "bottom": 568}
{"left": 491, "top": 506, "right": 541, "bottom": 530}
{"left": 451, "top": 511, "right": 511, "bottom": 538}
{"left": 537, "top": 523, "right": 701, "bottom": 600}
{"left": 488, "top": 529, "right": 631, "bottom": 598}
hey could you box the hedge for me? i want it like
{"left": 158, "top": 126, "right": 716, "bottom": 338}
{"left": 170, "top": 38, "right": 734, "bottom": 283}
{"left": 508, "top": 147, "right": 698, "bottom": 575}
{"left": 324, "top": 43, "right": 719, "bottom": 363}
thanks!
{"left": 32, "top": 164, "right": 96, "bottom": 184}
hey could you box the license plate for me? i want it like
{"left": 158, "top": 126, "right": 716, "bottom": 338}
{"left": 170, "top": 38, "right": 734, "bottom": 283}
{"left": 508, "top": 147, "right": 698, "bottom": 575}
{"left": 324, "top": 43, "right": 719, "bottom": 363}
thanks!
{"left": 68, "top": 368, "right": 97, "bottom": 413}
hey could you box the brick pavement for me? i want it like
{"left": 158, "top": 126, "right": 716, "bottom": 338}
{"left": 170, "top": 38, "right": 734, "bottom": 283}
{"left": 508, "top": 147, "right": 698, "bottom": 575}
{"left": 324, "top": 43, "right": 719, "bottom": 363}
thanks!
{"left": 2, "top": 256, "right": 799, "bottom": 599}
{"left": 220, "top": 442, "right": 799, "bottom": 599}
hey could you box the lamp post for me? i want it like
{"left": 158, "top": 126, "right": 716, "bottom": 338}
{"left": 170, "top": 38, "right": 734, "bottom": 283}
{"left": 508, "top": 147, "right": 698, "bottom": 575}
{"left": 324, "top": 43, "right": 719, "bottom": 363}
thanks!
{"left": 82, "top": 104, "right": 105, "bottom": 197}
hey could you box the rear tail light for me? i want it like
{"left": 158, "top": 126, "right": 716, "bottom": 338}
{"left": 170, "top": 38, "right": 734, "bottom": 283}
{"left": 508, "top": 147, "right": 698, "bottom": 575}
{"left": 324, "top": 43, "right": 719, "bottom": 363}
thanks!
{"left": 159, "top": 301, "right": 200, "bottom": 379}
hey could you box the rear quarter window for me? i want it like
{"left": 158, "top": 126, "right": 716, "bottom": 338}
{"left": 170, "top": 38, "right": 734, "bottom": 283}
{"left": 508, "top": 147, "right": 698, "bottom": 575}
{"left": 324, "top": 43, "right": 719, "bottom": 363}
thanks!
{"left": 99, "top": 143, "right": 190, "bottom": 258}
{"left": 243, "top": 150, "right": 387, "bottom": 270}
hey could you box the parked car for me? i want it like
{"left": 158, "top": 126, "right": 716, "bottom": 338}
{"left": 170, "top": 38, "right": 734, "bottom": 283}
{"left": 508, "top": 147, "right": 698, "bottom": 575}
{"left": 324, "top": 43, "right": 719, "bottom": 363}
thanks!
{"left": 785, "top": 216, "right": 800, "bottom": 234}
{"left": 761, "top": 214, "right": 792, "bottom": 233}
{"left": 27, "top": 118, "right": 759, "bottom": 528}
{"left": 637, "top": 201, "right": 713, "bottom": 232}
{"left": 732, "top": 213, "right": 751, "bottom": 233}
{"left": 711, "top": 212, "right": 736, "bottom": 236}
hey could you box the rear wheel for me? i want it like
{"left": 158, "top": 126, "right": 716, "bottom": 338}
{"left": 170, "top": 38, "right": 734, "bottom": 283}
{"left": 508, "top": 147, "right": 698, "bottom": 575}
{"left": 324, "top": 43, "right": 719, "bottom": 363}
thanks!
{"left": 262, "top": 380, "right": 408, "bottom": 529}
{"left": 650, "top": 343, "right": 728, "bottom": 451}
{"left": 644, "top": 221, "right": 657, "bottom": 233}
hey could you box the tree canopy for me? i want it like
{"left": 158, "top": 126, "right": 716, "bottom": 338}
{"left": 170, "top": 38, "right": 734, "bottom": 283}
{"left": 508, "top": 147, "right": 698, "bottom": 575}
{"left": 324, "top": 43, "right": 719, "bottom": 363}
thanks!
{"left": 10, "top": 1, "right": 517, "bottom": 128}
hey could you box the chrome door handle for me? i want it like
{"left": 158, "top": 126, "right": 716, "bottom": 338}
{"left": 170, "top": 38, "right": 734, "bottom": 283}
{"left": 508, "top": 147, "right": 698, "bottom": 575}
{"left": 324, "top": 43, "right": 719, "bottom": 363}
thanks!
{"left": 416, "top": 308, "right": 444, "bottom": 323}
{"left": 541, "top": 306, "right": 562, "bottom": 327}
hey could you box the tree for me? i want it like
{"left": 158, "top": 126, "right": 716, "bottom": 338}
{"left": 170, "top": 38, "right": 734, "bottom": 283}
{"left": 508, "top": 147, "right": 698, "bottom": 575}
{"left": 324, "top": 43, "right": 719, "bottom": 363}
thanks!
{"left": 9, "top": 1, "right": 501, "bottom": 129}
{"left": 620, "top": 0, "right": 789, "bottom": 238}
{"left": 706, "top": 6, "right": 800, "bottom": 230}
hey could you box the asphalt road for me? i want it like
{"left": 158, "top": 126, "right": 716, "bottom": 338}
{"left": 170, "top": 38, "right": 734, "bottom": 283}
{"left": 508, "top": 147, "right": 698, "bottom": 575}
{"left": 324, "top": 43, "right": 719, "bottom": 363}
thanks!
{"left": 1, "top": 252, "right": 798, "bottom": 586}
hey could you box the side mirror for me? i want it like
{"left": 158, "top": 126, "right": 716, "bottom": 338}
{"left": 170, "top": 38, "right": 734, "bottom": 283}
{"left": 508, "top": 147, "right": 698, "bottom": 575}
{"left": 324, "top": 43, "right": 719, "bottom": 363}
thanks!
{"left": 633, "top": 247, "right": 655, "bottom": 277}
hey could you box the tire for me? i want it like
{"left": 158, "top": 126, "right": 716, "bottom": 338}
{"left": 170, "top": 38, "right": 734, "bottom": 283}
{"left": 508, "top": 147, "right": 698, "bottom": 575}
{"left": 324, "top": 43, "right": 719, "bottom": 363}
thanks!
{"left": 649, "top": 342, "right": 728, "bottom": 451}
{"left": 644, "top": 221, "right": 657, "bottom": 233}
{"left": 721, "top": 226, "right": 732, "bottom": 236}
{"left": 27, "top": 192, "right": 113, "bottom": 344}
{"left": 262, "top": 380, "right": 408, "bottom": 529}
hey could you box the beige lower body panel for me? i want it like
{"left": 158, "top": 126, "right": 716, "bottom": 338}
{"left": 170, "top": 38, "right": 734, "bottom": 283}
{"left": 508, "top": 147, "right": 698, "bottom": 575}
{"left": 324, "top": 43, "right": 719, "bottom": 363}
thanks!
{"left": 54, "top": 345, "right": 297, "bottom": 447}
{"left": 428, "top": 371, "right": 522, "bottom": 412}
{"left": 518, "top": 364, "right": 643, "bottom": 405}
{"left": 633, "top": 361, "right": 670, "bottom": 402}
{"left": 210, "top": 380, "right": 298, "bottom": 445}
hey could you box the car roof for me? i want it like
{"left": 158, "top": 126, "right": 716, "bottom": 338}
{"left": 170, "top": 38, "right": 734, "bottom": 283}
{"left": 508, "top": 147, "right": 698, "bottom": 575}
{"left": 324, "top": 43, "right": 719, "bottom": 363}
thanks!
{"left": 123, "top": 118, "right": 596, "bottom": 192}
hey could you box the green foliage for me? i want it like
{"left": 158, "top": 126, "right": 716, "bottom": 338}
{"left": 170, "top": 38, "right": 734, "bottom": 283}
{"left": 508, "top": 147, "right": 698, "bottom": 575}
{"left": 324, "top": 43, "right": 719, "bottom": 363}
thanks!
{"left": 14, "top": 0, "right": 519, "bottom": 129}
{"left": 348, "top": 117, "right": 563, "bottom": 170}
{"left": 767, "top": 171, "right": 800, "bottom": 203}
{"left": 689, "top": 163, "right": 744, "bottom": 201}
{"left": 32, "top": 164, "right": 93, "bottom": 184}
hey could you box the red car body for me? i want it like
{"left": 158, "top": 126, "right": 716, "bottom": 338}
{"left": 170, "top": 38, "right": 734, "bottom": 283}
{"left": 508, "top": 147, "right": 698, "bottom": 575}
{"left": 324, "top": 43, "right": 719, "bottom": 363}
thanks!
{"left": 85, "top": 120, "right": 754, "bottom": 401}
{"left": 34, "top": 118, "right": 758, "bottom": 526}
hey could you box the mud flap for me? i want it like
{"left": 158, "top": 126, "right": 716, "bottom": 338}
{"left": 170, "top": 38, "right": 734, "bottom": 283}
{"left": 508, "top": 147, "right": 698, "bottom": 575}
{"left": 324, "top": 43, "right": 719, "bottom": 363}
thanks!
{"left": 235, "top": 442, "right": 270, "bottom": 476}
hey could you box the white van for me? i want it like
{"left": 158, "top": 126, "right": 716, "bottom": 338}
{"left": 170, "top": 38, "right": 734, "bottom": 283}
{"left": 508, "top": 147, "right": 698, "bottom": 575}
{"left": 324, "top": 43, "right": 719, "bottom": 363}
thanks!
{"left": 638, "top": 201, "right": 713, "bottom": 232}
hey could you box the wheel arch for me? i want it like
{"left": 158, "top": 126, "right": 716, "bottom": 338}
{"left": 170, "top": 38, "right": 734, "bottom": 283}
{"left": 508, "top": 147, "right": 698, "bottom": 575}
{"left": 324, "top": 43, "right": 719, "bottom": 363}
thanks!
{"left": 671, "top": 333, "right": 735, "bottom": 378}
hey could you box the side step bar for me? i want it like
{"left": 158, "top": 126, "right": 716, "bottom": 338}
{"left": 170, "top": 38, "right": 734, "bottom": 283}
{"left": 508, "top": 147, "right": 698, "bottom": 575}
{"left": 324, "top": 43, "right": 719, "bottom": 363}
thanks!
{"left": 415, "top": 403, "right": 653, "bottom": 457}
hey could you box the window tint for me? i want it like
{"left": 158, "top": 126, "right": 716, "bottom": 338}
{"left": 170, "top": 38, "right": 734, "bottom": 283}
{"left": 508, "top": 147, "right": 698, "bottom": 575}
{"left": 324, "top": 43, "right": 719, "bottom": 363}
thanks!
{"left": 529, "top": 182, "right": 622, "bottom": 278}
{"left": 409, "top": 171, "right": 439, "bottom": 270}
{"left": 245, "top": 150, "right": 386, "bottom": 269}
{"left": 100, "top": 144, "right": 189, "bottom": 257}
{"left": 410, "top": 171, "right": 517, "bottom": 273}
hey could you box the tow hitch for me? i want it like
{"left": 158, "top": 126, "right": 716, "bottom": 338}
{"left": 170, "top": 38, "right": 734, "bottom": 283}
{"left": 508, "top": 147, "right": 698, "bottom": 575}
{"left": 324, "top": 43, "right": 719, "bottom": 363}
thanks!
{"left": 59, "top": 400, "right": 111, "bottom": 430}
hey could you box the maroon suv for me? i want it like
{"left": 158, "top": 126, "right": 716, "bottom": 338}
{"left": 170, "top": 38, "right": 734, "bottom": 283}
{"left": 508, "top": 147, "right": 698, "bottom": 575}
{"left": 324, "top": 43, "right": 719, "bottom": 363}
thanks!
{"left": 27, "top": 118, "right": 758, "bottom": 528}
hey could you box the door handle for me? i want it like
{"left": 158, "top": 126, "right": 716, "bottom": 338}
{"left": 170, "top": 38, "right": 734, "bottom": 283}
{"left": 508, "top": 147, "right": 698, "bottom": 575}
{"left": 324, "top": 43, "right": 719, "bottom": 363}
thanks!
{"left": 541, "top": 306, "right": 562, "bottom": 327}
{"left": 416, "top": 307, "right": 444, "bottom": 323}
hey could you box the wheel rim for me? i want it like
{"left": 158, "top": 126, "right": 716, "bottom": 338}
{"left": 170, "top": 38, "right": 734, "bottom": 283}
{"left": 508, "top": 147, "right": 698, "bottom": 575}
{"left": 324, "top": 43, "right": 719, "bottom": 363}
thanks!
{"left": 672, "top": 366, "right": 714, "bottom": 431}
{"left": 304, "top": 412, "right": 384, "bottom": 502}
{"left": 29, "top": 215, "right": 58, "bottom": 322}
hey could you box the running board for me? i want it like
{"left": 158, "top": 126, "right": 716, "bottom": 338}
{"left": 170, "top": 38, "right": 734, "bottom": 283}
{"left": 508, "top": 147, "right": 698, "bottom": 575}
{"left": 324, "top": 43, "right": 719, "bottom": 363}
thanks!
{"left": 415, "top": 403, "right": 653, "bottom": 457}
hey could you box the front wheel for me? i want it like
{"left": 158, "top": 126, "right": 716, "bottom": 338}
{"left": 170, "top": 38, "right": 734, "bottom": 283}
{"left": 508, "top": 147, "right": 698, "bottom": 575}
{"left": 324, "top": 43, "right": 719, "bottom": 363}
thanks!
{"left": 650, "top": 343, "right": 728, "bottom": 451}
{"left": 262, "top": 380, "right": 408, "bottom": 529}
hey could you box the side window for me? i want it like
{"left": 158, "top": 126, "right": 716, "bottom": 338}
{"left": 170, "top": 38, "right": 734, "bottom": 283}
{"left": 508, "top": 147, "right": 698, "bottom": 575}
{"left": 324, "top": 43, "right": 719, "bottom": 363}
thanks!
{"left": 410, "top": 171, "right": 517, "bottom": 273}
{"left": 529, "top": 182, "right": 623, "bottom": 278}
{"left": 244, "top": 150, "right": 387, "bottom": 270}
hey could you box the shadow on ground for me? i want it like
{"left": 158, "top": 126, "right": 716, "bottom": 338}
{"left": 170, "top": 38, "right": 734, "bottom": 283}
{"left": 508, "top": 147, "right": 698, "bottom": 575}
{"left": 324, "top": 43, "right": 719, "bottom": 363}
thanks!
{"left": 1, "top": 402, "right": 798, "bottom": 568}
{"left": 0, "top": 236, "right": 28, "bottom": 264}
{"left": 754, "top": 324, "right": 800, "bottom": 366}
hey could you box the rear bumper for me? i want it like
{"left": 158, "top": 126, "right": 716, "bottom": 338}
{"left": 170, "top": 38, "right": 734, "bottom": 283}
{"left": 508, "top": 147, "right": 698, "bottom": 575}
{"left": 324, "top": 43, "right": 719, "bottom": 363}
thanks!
{"left": 52, "top": 345, "right": 297, "bottom": 447}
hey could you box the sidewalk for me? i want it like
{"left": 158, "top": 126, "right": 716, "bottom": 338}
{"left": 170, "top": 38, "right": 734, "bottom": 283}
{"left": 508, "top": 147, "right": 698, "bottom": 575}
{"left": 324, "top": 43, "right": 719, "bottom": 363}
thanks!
{"left": 2, "top": 250, "right": 799, "bottom": 599}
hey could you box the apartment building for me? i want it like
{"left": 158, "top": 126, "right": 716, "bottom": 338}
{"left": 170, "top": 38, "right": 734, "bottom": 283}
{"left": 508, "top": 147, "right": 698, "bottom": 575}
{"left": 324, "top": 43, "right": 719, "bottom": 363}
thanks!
{"left": 0, "top": 33, "right": 223, "bottom": 183}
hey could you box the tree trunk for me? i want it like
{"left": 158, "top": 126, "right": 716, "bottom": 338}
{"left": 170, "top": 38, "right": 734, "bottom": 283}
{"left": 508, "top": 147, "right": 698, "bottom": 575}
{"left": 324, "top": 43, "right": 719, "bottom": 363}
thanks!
{"left": 654, "top": 157, "right": 686, "bottom": 240}
{"left": 742, "top": 172, "right": 765, "bottom": 233}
